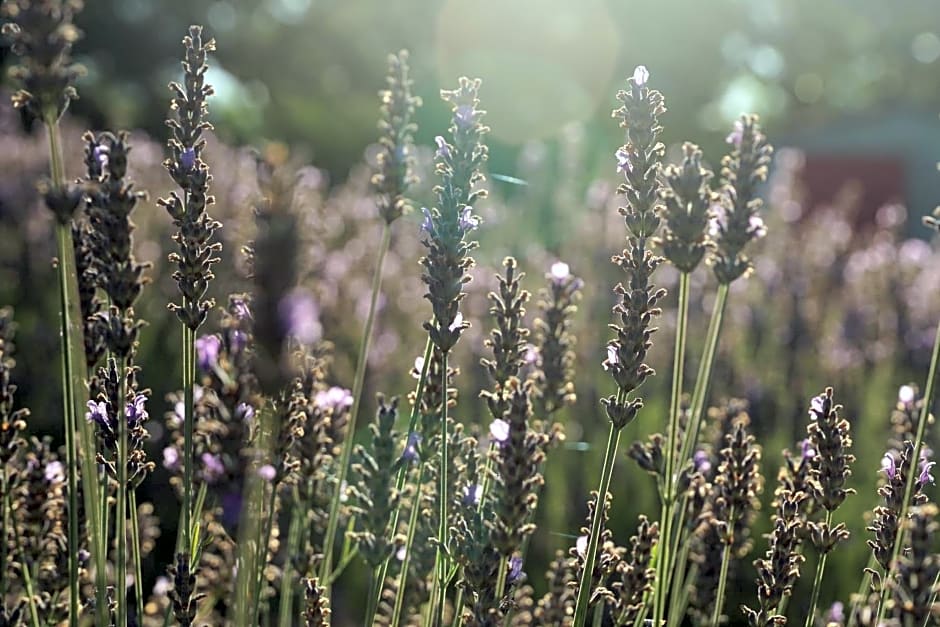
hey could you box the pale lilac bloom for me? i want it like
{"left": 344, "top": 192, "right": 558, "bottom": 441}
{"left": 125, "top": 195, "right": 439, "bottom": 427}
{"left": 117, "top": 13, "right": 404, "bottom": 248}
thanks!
{"left": 236, "top": 402, "right": 255, "bottom": 422}
{"left": 434, "top": 136, "right": 451, "bottom": 160}
{"left": 693, "top": 450, "right": 711, "bottom": 474}
{"left": 633, "top": 65, "right": 650, "bottom": 87}
{"left": 163, "top": 447, "right": 180, "bottom": 472}
{"left": 809, "top": 394, "right": 826, "bottom": 416}
{"left": 708, "top": 203, "right": 728, "bottom": 237}
{"left": 232, "top": 297, "right": 251, "bottom": 320}
{"left": 801, "top": 439, "right": 816, "bottom": 459}
{"left": 576, "top": 535, "right": 588, "bottom": 557}
{"left": 201, "top": 453, "right": 225, "bottom": 483}
{"left": 550, "top": 261, "right": 570, "bottom": 282}
{"left": 412, "top": 355, "right": 425, "bottom": 379}
{"left": 458, "top": 206, "right": 480, "bottom": 232}
{"left": 258, "top": 465, "right": 276, "bottom": 482}
{"left": 93, "top": 144, "right": 109, "bottom": 171}
{"left": 449, "top": 312, "right": 464, "bottom": 332}
{"left": 523, "top": 344, "right": 539, "bottom": 365}
{"left": 490, "top": 418, "right": 510, "bottom": 444}
{"left": 125, "top": 394, "right": 148, "bottom": 427}
{"left": 604, "top": 345, "right": 619, "bottom": 370}
{"left": 279, "top": 290, "right": 322, "bottom": 345}
{"left": 455, "top": 104, "right": 476, "bottom": 128}
{"left": 86, "top": 400, "right": 110, "bottom": 429}
{"left": 420, "top": 207, "right": 434, "bottom": 233}
{"left": 615, "top": 147, "right": 633, "bottom": 175}
{"left": 918, "top": 458, "right": 935, "bottom": 487}
{"left": 195, "top": 334, "right": 221, "bottom": 371}
{"left": 153, "top": 576, "right": 171, "bottom": 596}
{"left": 314, "top": 386, "right": 354, "bottom": 412}
{"left": 749, "top": 214, "right": 767, "bottom": 239}
{"left": 44, "top": 461, "right": 65, "bottom": 484}
{"left": 395, "top": 546, "right": 407, "bottom": 561}
{"left": 881, "top": 453, "right": 897, "bottom": 479}
{"left": 173, "top": 401, "right": 186, "bottom": 426}
{"left": 827, "top": 601, "right": 845, "bottom": 623}
{"left": 726, "top": 120, "right": 744, "bottom": 147}
{"left": 898, "top": 385, "right": 916, "bottom": 408}
{"left": 180, "top": 147, "right": 196, "bottom": 171}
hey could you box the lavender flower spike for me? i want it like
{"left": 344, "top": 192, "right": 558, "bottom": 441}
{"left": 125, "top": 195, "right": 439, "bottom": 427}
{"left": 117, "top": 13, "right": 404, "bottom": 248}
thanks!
{"left": 195, "top": 334, "right": 221, "bottom": 371}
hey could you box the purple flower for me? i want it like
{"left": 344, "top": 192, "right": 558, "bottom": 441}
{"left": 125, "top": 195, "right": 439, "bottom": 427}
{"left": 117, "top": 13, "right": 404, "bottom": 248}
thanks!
{"left": 800, "top": 439, "right": 816, "bottom": 460}
{"left": 125, "top": 393, "right": 148, "bottom": 428}
{"left": 402, "top": 432, "right": 421, "bottom": 463}
{"left": 279, "top": 290, "right": 322, "bottom": 345}
{"left": 448, "top": 311, "right": 464, "bottom": 333}
{"left": 235, "top": 402, "right": 255, "bottom": 422}
{"left": 180, "top": 147, "right": 196, "bottom": 171}
{"left": 708, "top": 202, "right": 728, "bottom": 237}
{"left": 232, "top": 297, "right": 252, "bottom": 320}
{"left": 550, "top": 261, "right": 570, "bottom": 282}
{"left": 749, "top": 214, "right": 767, "bottom": 239}
{"left": 85, "top": 400, "right": 110, "bottom": 429}
{"left": 314, "top": 386, "right": 354, "bottom": 413}
{"left": 163, "top": 447, "right": 180, "bottom": 472}
{"left": 726, "top": 120, "right": 744, "bottom": 148}
{"left": 898, "top": 385, "right": 916, "bottom": 408}
{"left": 420, "top": 207, "right": 434, "bottom": 234}
{"left": 809, "top": 394, "right": 826, "bottom": 417}
{"left": 455, "top": 104, "right": 476, "bottom": 128}
{"left": 918, "top": 458, "right": 935, "bottom": 487}
{"left": 576, "top": 535, "right": 588, "bottom": 557}
{"left": 44, "top": 461, "right": 65, "bottom": 484}
{"left": 490, "top": 418, "right": 510, "bottom": 445}
{"left": 523, "top": 343, "right": 539, "bottom": 365}
{"left": 826, "top": 601, "right": 844, "bottom": 623}
{"left": 195, "top": 334, "right": 221, "bottom": 372}
{"left": 462, "top": 483, "right": 483, "bottom": 506}
{"left": 632, "top": 65, "right": 649, "bottom": 87}
{"left": 507, "top": 555, "right": 524, "bottom": 584}
{"left": 201, "top": 453, "right": 225, "bottom": 484}
{"left": 458, "top": 206, "right": 480, "bottom": 232}
{"left": 258, "top": 465, "right": 276, "bottom": 482}
{"left": 93, "top": 144, "right": 110, "bottom": 172}
{"left": 615, "top": 147, "right": 633, "bottom": 175}
{"left": 434, "top": 136, "right": 451, "bottom": 160}
{"left": 693, "top": 450, "right": 711, "bottom": 474}
{"left": 604, "top": 345, "right": 619, "bottom": 370}
{"left": 881, "top": 453, "right": 897, "bottom": 479}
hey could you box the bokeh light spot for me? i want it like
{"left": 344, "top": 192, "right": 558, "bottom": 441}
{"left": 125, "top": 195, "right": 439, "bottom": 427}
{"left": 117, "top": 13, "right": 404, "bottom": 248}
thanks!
{"left": 912, "top": 32, "right": 940, "bottom": 63}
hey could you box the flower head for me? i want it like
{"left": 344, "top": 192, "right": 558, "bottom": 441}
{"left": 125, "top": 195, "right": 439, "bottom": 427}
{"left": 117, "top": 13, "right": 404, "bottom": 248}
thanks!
{"left": 195, "top": 334, "right": 221, "bottom": 371}
{"left": 507, "top": 555, "right": 524, "bottom": 584}
{"left": 801, "top": 439, "right": 816, "bottom": 459}
{"left": 44, "top": 461, "right": 65, "bottom": 484}
{"left": 236, "top": 402, "right": 255, "bottom": 422}
{"left": 809, "top": 394, "right": 826, "bottom": 417}
{"left": 258, "top": 465, "right": 276, "bottom": 482}
{"left": 576, "top": 535, "right": 588, "bottom": 557}
{"left": 314, "top": 386, "right": 353, "bottom": 413}
{"left": 882, "top": 452, "right": 897, "bottom": 479}
{"left": 632, "top": 65, "right": 650, "bottom": 87}
{"left": 455, "top": 104, "right": 476, "bottom": 128}
{"left": 693, "top": 449, "right": 711, "bottom": 474}
{"left": 163, "top": 446, "right": 180, "bottom": 472}
{"left": 412, "top": 355, "right": 425, "bottom": 379}
{"left": 489, "top": 418, "right": 510, "bottom": 445}
{"left": 615, "top": 147, "right": 633, "bottom": 175}
{"left": 448, "top": 311, "right": 464, "bottom": 332}
{"left": 420, "top": 207, "right": 434, "bottom": 234}
{"left": 918, "top": 458, "right": 935, "bottom": 487}
{"left": 604, "top": 345, "right": 619, "bottom": 370}
{"left": 201, "top": 452, "right": 225, "bottom": 483}
{"left": 125, "top": 393, "right": 148, "bottom": 428}
{"left": 86, "top": 400, "right": 110, "bottom": 429}
{"left": 462, "top": 483, "right": 483, "bottom": 506}
{"left": 458, "top": 205, "right": 480, "bottom": 232}
{"left": 749, "top": 214, "right": 767, "bottom": 239}
{"left": 899, "top": 384, "right": 916, "bottom": 408}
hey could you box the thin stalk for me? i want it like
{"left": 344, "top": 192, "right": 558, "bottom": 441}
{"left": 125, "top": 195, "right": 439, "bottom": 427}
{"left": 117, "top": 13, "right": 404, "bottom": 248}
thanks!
{"left": 21, "top": 561, "right": 42, "bottom": 627}
{"left": 364, "top": 565, "right": 382, "bottom": 626}
{"left": 665, "top": 562, "right": 698, "bottom": 627}
{"left": 436, "top": 350, "right": 451, "bottom": 627}
{"left": 572, "top": 420, "right": 623, "bottom": 627}
{"left": 804, "top": 511, "right": 834, "bottom": 627}
{"left": 426, "top": 556, "right": 441, "bottom": 627}
{"left": 278, "top": 491, "right": 304, "bottom": 627}
{"left": 494, "top": 555, "right": 509, "bottom": 603}
{"left": 592, "top": 603, "right": 604, "bottom": 627}
{"left": 320, "top": 224, "right": 392, "bottom": 583}
{"left": 117, "top": 359, "right": 128, "bottom": 627}
{"left": 190, "top": 481, "right": 209, "bottom": 560}
{"left": 654, "top": 270, "right": 691, "bottom": 627}
{"left": 876, "top": 317, "right": 940, "bottom": 626}
{"left": 391, "top": 464, "right": 427, "bottom": 627}
{"left": 0, "top": 468, "right": 7, "bottom": 600}
{"left": 710, "top": 508, "right": 736, "bottom": 627}
{"left": 182, "top": 324, "right": 195, "bottom": 556}
{"left": 130, "top": 490, "right": 145, "bottom": 623}
{"left": 46, "top": 113, "right": 107, "bottom": 626}
{"left": 666, "top": 533, "right": 693, "bottom": 627}
{"left": 252, "top": 479, "right": 280, "bottom": 627}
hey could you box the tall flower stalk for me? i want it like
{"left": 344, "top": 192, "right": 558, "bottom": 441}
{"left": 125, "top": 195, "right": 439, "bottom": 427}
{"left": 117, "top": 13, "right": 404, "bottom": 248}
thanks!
{"left": 157, "top": 24, "right": 221, "bottom": 622}
{"left": 420, "top": 76, "right": 488, "bottom": 624}
{"left": 573, "top": 65, "right": 666, "bottom": 627}
{"left": 319, "top": 49, "right": 421, "bottom": 588}
{"left": 1, "top": 1, "right": 109, "bottom": 621}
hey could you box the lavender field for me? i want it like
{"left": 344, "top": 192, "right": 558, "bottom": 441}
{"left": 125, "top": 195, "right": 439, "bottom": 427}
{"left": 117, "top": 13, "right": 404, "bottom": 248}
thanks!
{"left": 1, "top": 1, "right": 940, "bottom": 626}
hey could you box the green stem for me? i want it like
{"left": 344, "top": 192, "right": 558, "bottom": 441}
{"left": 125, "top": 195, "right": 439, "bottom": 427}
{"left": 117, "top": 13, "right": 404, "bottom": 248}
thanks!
{"left": 182, "top": 324, "right": 195, "bottom": 557}
{"left": 876, "top": 317, "right": 940, "bottom": 626}
{"left": 130, "top": 490, "right": 145, "bottom": 624}
{"left": 21, "top": 561, "right": 42, "bottom": 627}
{"left": 117, "top": 358, "right": 128, "bottom": 627}
{"left": 391, "top": 464, "right": 427, "bottom": 627}
{"left": 278, "top": 492, "right": 304, "bottom": 627}
{"left": 364, "top": 565, "right": 382, "bottom": 626}
{"left": 320, "top": 224, "right": 392, "bottom": 584}
{"left": 666, "top": 533, "right": 693, "bottom": 627}
{"left": 0, "top": 467, "right": 7, "bottom": 600}
{"left": 436, "top": 349, "right": 451, "bottom": 627}
{"left": 804, "top": 511, "right": 833, "bottom": 627}
{"left": 654, "top": 271, "right": 690, "bottom": 627}
{"left": 710, "top": 510, "right": 736, "bottom": 627}
{"left": 252, "top": 478, "right": 280, "bottom": 627}
{"left": 572, "top": 420, "right": 623, "bottom": 627}
{"left": 46, "top": 114, "right": 107, "bottom": 626}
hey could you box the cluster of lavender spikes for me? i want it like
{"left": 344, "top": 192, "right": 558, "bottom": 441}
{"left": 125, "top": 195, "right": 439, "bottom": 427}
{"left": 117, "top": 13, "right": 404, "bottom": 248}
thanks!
{"left": 4, "top": 5, "right": 940, "bottom": 627}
